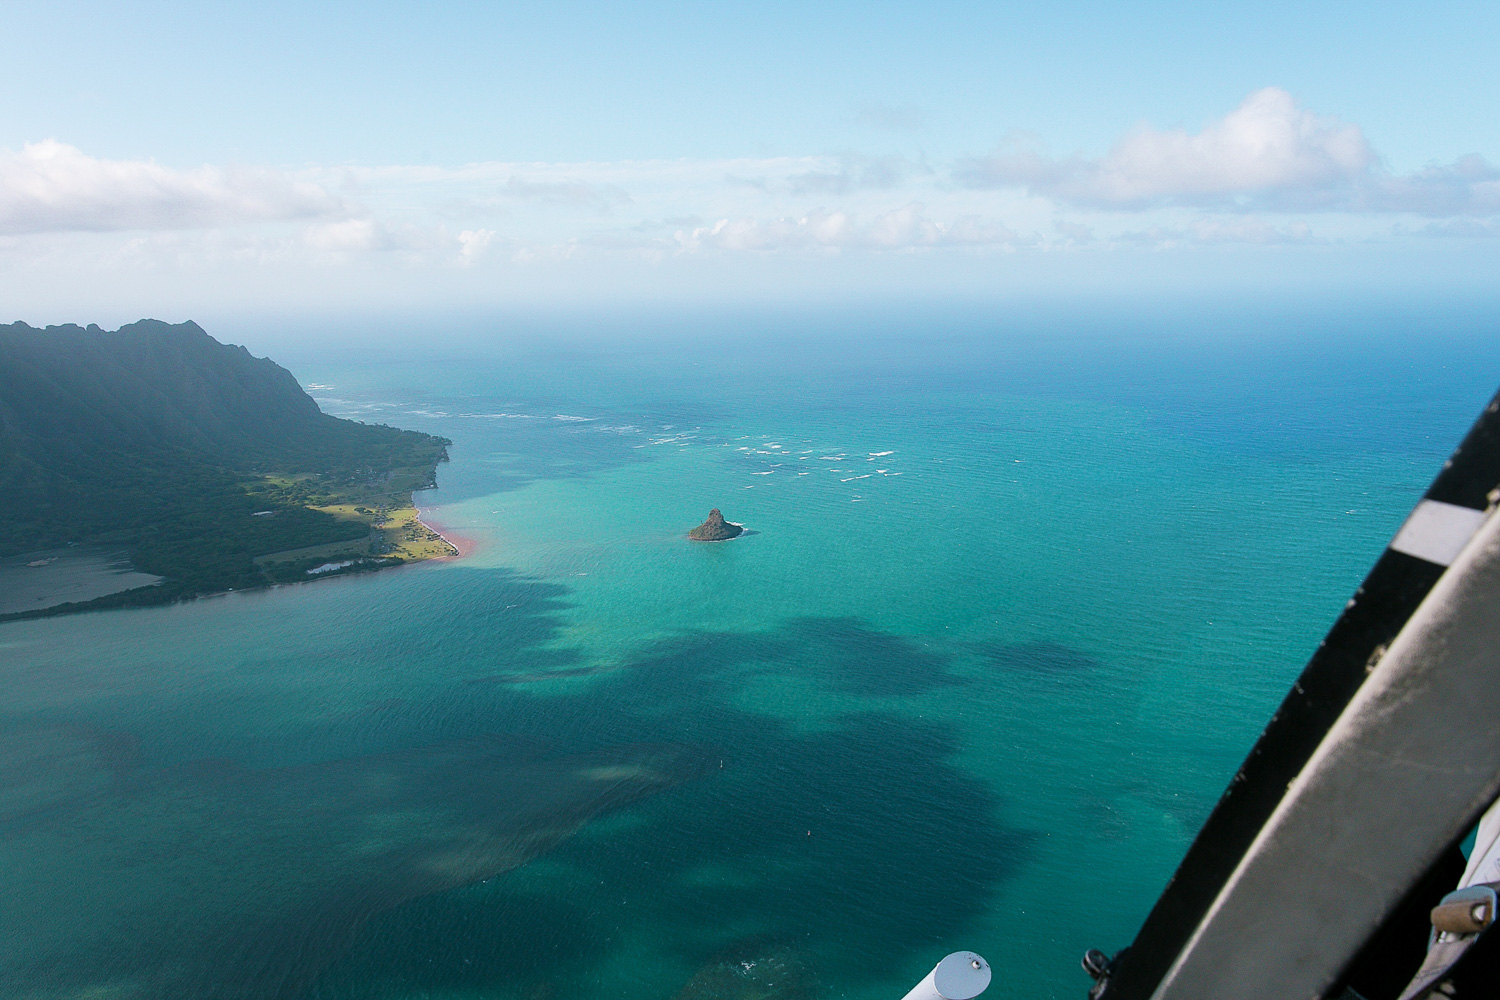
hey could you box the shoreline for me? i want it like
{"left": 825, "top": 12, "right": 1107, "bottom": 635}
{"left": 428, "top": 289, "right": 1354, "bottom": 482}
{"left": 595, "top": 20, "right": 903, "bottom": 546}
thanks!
{"left": 416, "top": 507, "right": 479, "bottom": 559}
{"left": 2, "top": 499, "right": 474, "bottom": 624}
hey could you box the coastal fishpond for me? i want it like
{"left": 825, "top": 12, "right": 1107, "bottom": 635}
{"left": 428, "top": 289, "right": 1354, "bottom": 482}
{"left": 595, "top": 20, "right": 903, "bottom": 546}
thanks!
{"left": 3, "top": 314, "right": 1497, "bottom": 999}
{"left": 0, "top": 547, "right": 162, "bottom": 615}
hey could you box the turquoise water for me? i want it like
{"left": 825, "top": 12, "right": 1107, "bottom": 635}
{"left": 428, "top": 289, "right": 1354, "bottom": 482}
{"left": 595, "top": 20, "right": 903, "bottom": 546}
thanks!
{"left": 3, "top": 313, "right": 1497, "bottom": 999}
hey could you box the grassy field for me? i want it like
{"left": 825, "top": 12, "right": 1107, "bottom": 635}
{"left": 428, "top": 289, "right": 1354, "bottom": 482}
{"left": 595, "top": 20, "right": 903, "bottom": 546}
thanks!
{"left": 370, "top": 503, "right": 458, "bottom": 561}
{"left": 254, "top": 491, "right": 457, "bottom": 576}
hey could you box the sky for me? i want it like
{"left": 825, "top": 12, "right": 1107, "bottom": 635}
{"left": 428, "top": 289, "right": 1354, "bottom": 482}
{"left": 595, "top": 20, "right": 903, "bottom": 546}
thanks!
{"left": 2, "top": 1, "right": 1499, "bottom": 325}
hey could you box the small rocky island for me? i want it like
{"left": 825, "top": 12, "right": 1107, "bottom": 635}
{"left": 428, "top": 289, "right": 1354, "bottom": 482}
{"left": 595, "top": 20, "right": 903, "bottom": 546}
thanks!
{"left": 688, "top": 509, "right": 744, "bottom": 541}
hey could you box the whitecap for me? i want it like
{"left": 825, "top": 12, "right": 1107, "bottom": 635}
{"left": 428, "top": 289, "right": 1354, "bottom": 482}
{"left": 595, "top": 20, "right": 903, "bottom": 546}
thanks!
{"left": 869, "top": 451, "right": 894, "bottom": 457}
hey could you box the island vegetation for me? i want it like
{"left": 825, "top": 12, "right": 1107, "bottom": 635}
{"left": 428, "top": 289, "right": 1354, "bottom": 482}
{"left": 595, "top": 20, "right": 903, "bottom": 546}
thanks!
{"left": 0, "top": 319, "right": 456, "bottom": 619}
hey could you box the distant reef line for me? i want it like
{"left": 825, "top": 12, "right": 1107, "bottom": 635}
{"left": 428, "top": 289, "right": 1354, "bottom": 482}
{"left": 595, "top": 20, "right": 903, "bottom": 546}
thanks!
{"left": 0, "top": 318, "right": 459, "bottom": 621}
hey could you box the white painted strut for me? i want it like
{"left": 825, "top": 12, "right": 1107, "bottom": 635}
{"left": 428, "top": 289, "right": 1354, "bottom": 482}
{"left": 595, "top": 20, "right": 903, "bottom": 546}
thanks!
{"left": 900, "top": 952, "right": 991, "bottom": 1000}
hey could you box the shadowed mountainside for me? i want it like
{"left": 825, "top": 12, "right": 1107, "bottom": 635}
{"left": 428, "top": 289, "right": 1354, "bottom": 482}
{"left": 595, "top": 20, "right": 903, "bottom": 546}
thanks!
{"left": 0, "top": 319, "right": 451, "bottom": 614}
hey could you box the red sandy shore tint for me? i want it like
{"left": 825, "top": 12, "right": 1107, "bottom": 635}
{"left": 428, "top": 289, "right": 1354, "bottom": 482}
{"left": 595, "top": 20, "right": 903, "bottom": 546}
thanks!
{"left": 416, "top": 510, "right": 480, "bottom": 559}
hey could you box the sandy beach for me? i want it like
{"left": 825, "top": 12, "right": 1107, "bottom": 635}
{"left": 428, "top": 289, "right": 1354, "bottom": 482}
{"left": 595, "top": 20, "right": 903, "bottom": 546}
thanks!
{"left": 416, "top": 508, "right": 480, "bottom": 559}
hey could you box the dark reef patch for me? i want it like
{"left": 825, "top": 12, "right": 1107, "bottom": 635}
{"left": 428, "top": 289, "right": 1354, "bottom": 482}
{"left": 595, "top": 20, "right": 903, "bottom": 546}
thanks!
{"left": 3, "top": 569, "right": 1030, "bottom": 1000}
{"left": 309, "top": 615, "right": 1030, "bottom": 998}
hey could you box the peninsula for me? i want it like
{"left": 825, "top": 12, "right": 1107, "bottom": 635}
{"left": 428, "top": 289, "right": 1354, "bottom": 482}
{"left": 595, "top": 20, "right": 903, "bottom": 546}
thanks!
{"left": 0, "top": 319, "right": 456, "bottom": 620}
{"left": 688, "top": 509, "right": 744, "bottom": 541}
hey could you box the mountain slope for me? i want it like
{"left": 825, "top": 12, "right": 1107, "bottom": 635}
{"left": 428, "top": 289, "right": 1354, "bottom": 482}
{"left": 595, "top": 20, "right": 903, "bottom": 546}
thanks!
{"left": 0, "top": 319, "right": 451, "bottom": 613}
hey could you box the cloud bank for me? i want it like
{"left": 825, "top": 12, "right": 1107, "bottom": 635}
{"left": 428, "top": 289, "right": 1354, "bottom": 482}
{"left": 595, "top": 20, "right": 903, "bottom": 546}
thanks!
{"left": 957, "top": 88, "right": 1371, "bottom": 206}
{"left": 675, "top": 203, "right": 1016, "bottom": 252}
{"left": 2, "top": 87, "right": 1497, "bottom": 284}
{"left": 0, "top": 140, "right": 343, "bottom": 235}
{"left": 956, "top": 87, "right": 1500, "bottom": 216}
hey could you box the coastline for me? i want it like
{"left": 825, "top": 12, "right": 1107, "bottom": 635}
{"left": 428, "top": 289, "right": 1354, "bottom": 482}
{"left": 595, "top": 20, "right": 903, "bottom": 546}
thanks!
{"left": 2, "top": 493, "right": 470, "bottom": 624}
{"left": 417, "top": 507, "right": 479, "bottom": 559}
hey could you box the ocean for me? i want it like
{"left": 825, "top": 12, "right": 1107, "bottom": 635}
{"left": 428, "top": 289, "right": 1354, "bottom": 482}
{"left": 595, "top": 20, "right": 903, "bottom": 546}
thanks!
{"left": 3, "top": 305, "right": 1497, "bottom": 999}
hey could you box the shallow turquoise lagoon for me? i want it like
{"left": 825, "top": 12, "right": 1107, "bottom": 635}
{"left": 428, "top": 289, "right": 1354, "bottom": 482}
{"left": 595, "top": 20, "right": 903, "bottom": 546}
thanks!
{"left": 3, "top": 317, "right": 1496, "bottom": 999}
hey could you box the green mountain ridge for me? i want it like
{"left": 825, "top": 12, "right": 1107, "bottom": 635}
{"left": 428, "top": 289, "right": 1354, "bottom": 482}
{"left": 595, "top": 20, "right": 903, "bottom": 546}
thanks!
{"left": 0, "top": 319, "right": 451, "bottom": 616}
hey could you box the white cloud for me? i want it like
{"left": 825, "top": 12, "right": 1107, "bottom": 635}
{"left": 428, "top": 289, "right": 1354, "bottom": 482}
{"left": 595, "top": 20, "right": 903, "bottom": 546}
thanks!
{"left": 1117, "top": 217, "right": 1316, "bottom": 247}
{"left": 1363, "top": 154, "right": 1500, "bottom": 215}
{"left": 457, "top": 228, "right": 496, "bottom": 262}
{"left": 786, "top": 154, "right": 924, "bottom": 196}
{"left": 5, "top": 114, "right": 1494, "bottom": 298}
{"left": 674, "top": 203, "right": 1018, "bottom": 252}
{"left": 958, "top": 88, "right": 1373, "bottom": 207}
{"left": 0, "top": 139, "right": 344, "bottom": 234}
{"left": 956, "top": 88, "right": 1500, "bottom": 220}
{"left": 304, "top": 218, "right": 391, "bottom": 252}
{"left": 1190, "top": 217, "right": 1314, "bottom": 244}
{"left": 303, "top": 219, "right": 468, "bottom": 261}
{"left": 498, "top": 176, "right": 632, "bottom": 208}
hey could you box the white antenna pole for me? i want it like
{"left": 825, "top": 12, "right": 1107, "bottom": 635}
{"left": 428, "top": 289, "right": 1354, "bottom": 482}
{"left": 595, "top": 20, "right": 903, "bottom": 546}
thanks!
{"left": 900, "top": 952, "right": 991, "bottom": 1000}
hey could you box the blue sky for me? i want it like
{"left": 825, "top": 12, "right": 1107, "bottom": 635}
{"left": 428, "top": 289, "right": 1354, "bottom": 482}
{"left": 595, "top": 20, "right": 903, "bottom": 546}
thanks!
{"left": 2, "top": 1, "right": 1498, "bottom": 322}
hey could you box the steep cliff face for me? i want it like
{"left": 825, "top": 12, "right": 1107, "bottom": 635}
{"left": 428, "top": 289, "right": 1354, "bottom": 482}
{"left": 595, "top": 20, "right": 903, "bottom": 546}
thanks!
{"left": 688, "top": 509, "right": 743, "bottom": 541}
